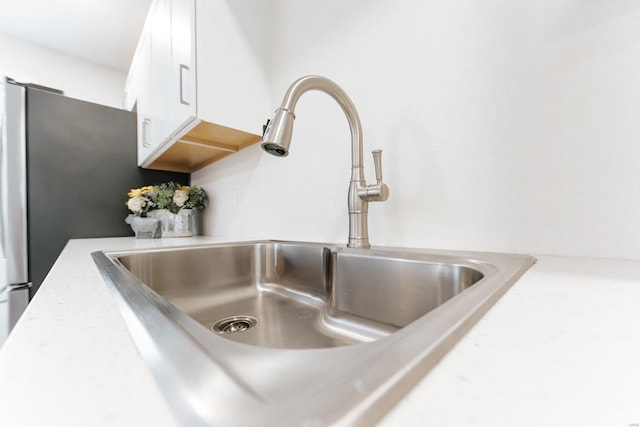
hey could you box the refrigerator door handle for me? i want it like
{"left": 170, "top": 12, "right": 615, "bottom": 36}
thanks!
{"left": 8, "top": 282, "right": 30, "bottom": 330}
{"left": 8, "top": 282, "right": 31, "bottom": 292}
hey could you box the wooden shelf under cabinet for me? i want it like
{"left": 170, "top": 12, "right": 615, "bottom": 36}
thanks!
{"left": 144, "top": 121, "right": 262, "bottom": 173}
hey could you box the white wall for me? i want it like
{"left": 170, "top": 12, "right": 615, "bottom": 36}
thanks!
{"left": 0, "top": 33, "right": 125, "bottom": 108}
{"left": 193, "top": 0, "right": 640, "bottom": 260}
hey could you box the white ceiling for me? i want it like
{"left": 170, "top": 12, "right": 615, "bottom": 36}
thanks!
{"left": 0, "top": 0, "right": 153, "bottom": 72}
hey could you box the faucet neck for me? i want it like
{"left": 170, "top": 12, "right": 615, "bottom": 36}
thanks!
{"left": 279, "top": 76, "right": 365, "bottom": 181}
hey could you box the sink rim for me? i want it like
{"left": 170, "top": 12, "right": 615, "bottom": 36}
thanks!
{"left": 92, "top": 239, "right": 535, "bottom": 427}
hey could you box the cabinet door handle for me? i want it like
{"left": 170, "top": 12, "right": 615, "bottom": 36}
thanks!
{"left": 142, "top": 118, "right": 152, "bottom": 147}
{"left": 179, "top": 64, "right": 190, "bottom": 106}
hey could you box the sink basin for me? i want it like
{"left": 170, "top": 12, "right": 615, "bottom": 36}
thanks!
{"left": 114, "top": 242, "right": 484, "bottom": 349}
{"left": 92, "top": 241, "right": 534, "bottom": 426}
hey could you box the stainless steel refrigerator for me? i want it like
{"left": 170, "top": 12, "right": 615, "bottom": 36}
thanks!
{"left": 0, "top": 78, "right": 188, "bottom": 344}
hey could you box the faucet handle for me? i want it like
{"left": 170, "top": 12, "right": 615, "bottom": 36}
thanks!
{"left": 358, "top": 149, "right": 389, "bottom": 202}
{"left": 372, "top": 149, "right": 384, "bottom": 184}
{"left": 262, "top": 119, "right": 271, "bottom": 137}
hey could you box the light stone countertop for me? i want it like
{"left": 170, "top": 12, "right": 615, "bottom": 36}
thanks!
{"left": 0, "top": 237, "right": 639, "bottom": 427}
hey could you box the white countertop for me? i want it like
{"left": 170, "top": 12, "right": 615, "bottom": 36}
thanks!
{"left": 0, "top": 237, "right": 639, "bottom": 426}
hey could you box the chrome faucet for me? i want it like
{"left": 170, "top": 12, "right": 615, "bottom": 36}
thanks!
{"left": 261, "top": 75, "right": 389, "bottom": 249}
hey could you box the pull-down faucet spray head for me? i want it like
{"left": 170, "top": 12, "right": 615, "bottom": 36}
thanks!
{"left": 262, "top": 108, "right": 294, "bottom": 157}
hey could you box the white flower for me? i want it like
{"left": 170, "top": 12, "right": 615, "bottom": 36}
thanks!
{"left": 127, "top": 196, "right": 147, "bottom": 214}
{"left": 173, "top": 189, "right": 189, "bottom": 207}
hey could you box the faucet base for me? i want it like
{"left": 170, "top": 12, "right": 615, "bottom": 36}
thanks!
{"left": 348, "top": 239, "right": 371, "bottom": 249}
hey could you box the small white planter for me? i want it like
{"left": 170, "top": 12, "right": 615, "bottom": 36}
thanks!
{"left": 125, "top": 215, "right": 162, "bottom": 239}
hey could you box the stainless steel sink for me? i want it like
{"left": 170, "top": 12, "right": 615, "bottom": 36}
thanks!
{"left": 92, "top": 241, "right": 534, "bottom": 426}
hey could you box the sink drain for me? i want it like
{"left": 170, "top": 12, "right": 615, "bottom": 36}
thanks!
{"left": 212, "top": 315, "right": 258, "bottom": 334}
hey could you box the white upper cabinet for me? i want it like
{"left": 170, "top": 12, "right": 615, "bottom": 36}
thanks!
{"left": 127, "top": 0, "right": 269, "bottom": 173}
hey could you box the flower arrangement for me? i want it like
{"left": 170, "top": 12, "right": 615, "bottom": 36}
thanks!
{"left": 126, "top": 182, "right": 207, "bottom": 217}
{"left": 126, "top": 185, "right": 155, "bottom": 217}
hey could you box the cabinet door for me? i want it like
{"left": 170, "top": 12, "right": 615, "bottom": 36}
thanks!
{"left": 168, "top": 0, "right": 196, "bottom": 134}
{"left": 149, "top": 0, "right": 172, "bottom": 149}
{"left": 136, "top": 33, "right": 155, "bottom": 164}
{"left": 136, "top": 0, "right": 170, "bottom": 165}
